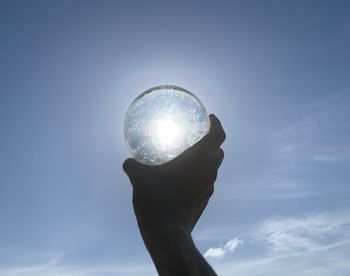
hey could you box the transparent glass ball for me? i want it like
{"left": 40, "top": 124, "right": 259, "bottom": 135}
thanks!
{"left": 124, "top": 85, "right": 210, "bottom": 165}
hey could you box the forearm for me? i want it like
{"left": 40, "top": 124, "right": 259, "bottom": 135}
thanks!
{"left": 137, "top": 218, "right": 217, "bottom": 276}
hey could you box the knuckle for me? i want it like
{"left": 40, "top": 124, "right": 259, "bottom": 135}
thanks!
{"left": 208, "top": 186, "right": 215, "bottom": 196}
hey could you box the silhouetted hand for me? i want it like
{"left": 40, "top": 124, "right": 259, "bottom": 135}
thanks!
{"left": 123, "top": 114, "right": 225, "bottom": 276}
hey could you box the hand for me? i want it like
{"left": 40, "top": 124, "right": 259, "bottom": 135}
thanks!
{"left": 123, "top": 114, "right": 225, "bottom": 233}
{"left": 123, "top": 114, "right": 225, "bottom": 276}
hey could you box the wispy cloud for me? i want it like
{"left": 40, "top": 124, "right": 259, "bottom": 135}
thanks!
{"left": 274, "top": 90, "right": 350, "bottom": 164}
{"left": 0, "top": 250, "right": 155, "bottom": 276}
{"left": 254, "top": 212, "right": 350, "bottom": 253}
{"left": 0, "top": 260, "right": 155, "bottom": 276}
{"left": 219, "top": 90, "right": 350, "bottom": 201}
{"left": 204, "top": 237, "right": 243, "bottom": 259}
{"left": 3, "top": 211, "right": 350, "bottom": 275}
{"left": 225, "top": 237, "right": 244, "bottom": 251}
{"left": 202, "top": 210, "right": 350, "bottom": 275}
{"left": 219, "top": 178, "right": 322, "bottom": 200}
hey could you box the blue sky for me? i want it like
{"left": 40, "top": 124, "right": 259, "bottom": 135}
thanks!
{"left": 0, "top": 1, "right": 349, "bottom": 275}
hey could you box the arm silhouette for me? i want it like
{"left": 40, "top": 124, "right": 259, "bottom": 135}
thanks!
{"left": 123, "top": 114, "right": 226, "bottom": 276}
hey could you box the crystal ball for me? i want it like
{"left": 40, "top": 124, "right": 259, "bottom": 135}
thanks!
{"left": 124, "top": 85, "right": 210, "bottom": 165}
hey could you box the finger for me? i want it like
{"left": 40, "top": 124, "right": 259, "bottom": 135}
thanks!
{"left": 195, "top": 114, "right": 226, "bottom": 154}
{"left": 189, "top": 149, "right": 222, "bottom": 200}
{"left": 197, "top": 184, "right": 215, "bottom": 204}
{"left": 191, "top": 199, "right": 209, "bottom": 231}
{"left": 191, "top": 186, "right": 215, "bottom": 231}
{"left": 180, "top": 114, "right": 226, "bottom": 162}
{"left": 193, "top": 165, "right": 218, "bottom": 192}
{"left": 123, "top": 158, "right": 146, "bottom": 181}
{"left": 209, "top": 148, "right": 224, "bottom": 171}
{"left": 192, "top": 148, "right": 223, "bottom": 191}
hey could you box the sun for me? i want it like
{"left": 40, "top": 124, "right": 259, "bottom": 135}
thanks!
{"left": 153, "top": 118, "right": 182, "bottom": 148}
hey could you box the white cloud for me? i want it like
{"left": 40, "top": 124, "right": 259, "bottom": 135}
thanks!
{"left": 204, "top": 247, "right": 226, "bottom": 259}
{"left": 224, "top": 237, "right": 244, "bottom": 252}
{"left": 204, "top": 237, "right": 243, "bottom": 259}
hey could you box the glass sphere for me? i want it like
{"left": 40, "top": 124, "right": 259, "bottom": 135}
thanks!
{"left": 124, "top": 85, "right": 210, "bottom": 165}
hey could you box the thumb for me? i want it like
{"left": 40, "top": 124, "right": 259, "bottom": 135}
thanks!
{"left": 123, "top": 158, "right": 145, "bottom": 180}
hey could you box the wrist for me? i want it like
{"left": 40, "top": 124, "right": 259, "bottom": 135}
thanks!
{"left": 141, "top": 220, "right": 194, "bottom": 275}
{"left": 137, "top": 219, "right": 216, "bottom": 276}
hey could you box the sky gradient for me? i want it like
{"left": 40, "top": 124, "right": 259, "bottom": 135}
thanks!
{"left": 1, "top": 1, "right": 350, "bottom": 275}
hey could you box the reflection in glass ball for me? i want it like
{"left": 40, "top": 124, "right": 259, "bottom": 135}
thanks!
{"left": 124, "top": 85, "right": 210, "bottom": 165}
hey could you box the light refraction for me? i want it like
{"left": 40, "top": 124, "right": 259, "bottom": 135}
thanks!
{"left": 124, "top": 85, "right": 210, "bottom": 165}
